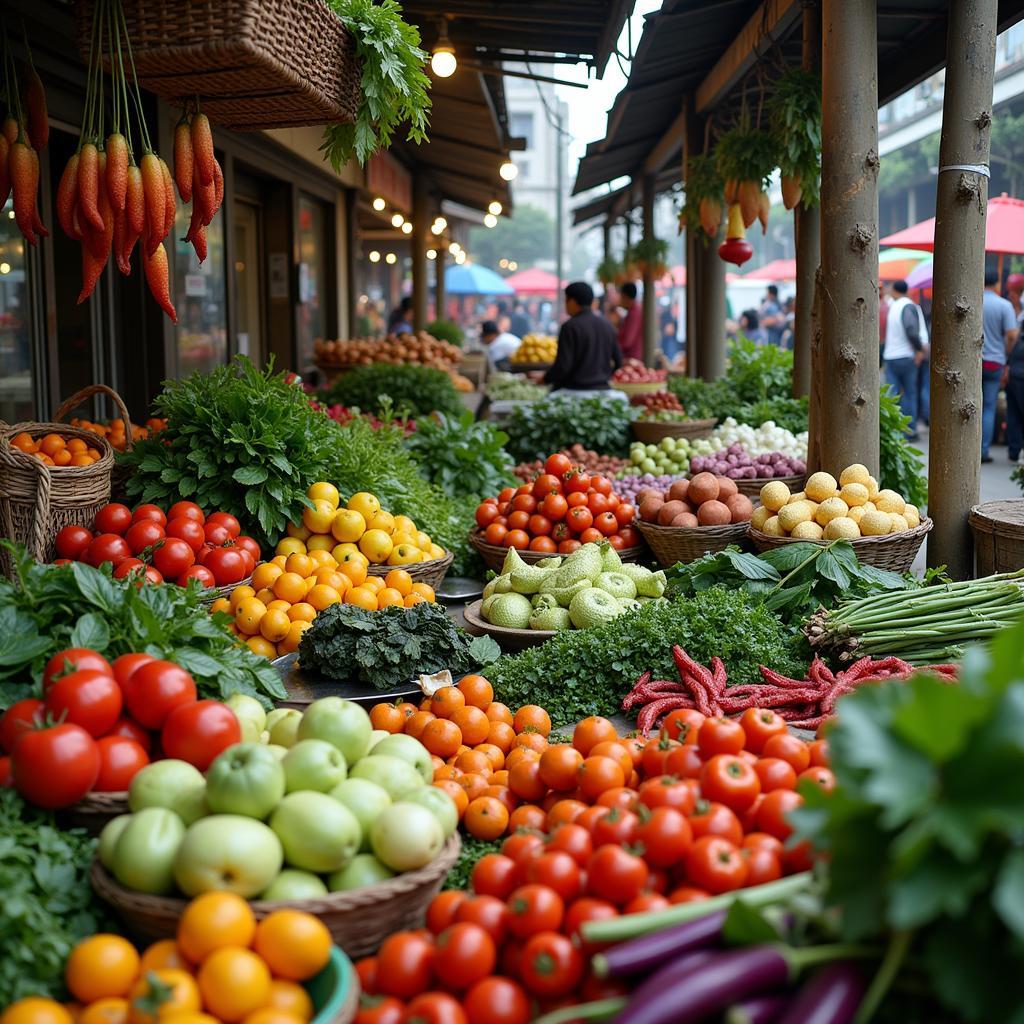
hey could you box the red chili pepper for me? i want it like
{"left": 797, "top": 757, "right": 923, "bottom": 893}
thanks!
{"left": 173, "top": 119, "right": 193, "bottom": 202}
{"left": 0, "top": 136, "right": 9, "bottom": 208}
{"left": 57, "top": 152, "right": 80, "bottom": 238}
{"left": 105, "top": 133, "right": 129, "bottom": 213}
{"left": 192, "top": 222, "right": 207, "bottom": 264}
{"left": 77, "top": 142, "right": 104, "bottom": 233}
{"left": 159, "top": 157, "right": 176, "bottom": 238}
{"left": 113, "top": 208, "right": 130, "bottom": 275}
{"left": 77, "top": 241, "right": 109, "bottom": 304}
{"left": 23, "top": 64, "right": 48, "bottom": 152}
{"left": 637, "top": 696, "right": 697, "bottom": 736}
{"left": 125, "top": 163, "right": 146, "bottom": 236}
{"left": 2, "top": 118, "right": 17, "bottom": 146}
{"left": 191, "top": 112, "right": 215, "bottom": 186}
{"left": 144, "top": 242, "right": 177, "bottom": 322}
{"left": 212, "top": 156, "right": 224, "bottom": 216}
{"left": 10, "top": 140, "right": 39, "bottom": 245}
{"left": 140, "top": 152, "right": 166, "bottom": 255}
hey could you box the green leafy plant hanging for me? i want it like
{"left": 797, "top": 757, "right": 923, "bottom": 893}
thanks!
{"left": 768, "top": 68, "right": 822, "bottom": 208}
{"left": 713, "top": 122, "right": 778, "bottom": 192}
{"left": 629, "top": 237, "right": 669, "bottom": 278}
{"left": 321, "top": 0, "right": 431, "bottom": 168}
{"left": 596, "top": 255, "right": 622, "bottom": 285}
{"left": 681, "top": 153, "right": 725, "bottom": 240}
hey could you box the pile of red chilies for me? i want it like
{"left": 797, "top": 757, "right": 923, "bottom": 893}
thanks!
{"left": 625, "top": 645, "right": 958, "bottom": 734}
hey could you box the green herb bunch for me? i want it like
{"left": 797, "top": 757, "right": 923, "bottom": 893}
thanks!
{"left": 0, "top": 789, "right": 113, "bottom": 1005}
{"left": 503, "top": 396, "right": 636, "bottom": 463}
{"left": 0, "top": 544, "right": 286, "bottom": 707}
{"left": 791, "top": 617, "right": 1024, "bottom": 1022}
{"left": 714, "top": 121, "right": 778, "bottom": 190}
{"left": 404, "top": 410, "right": 517, "bottom": 500}
{"left": 768, "top": 68, "right": 822, "bottom": 206}
{"left": 879, "top": 384, "right": 928, "bottom": 507}
{"left": 121, "top": 357, "right": 341, "bottom": 547}
{"left": 321, "top": 0, "right": 431, "bottom": 168}
{"left": 681, "top": 153, "right": 725, "bottom": 237}
{"left": 319, "top": 363, "right": 464, "bottom": 419}
{"left": 443, "top": 835, "right": 502, "bottom": 891}
{"left": 298, "top": 600, "right": 499, "bottom": 689}
{"left": 426, "top": 319, "right": 465, "bottom": 347}
{"left": 487, "top": 589, "right": 806, "bottom": 726}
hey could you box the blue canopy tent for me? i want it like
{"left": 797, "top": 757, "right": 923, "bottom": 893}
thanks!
{"left": 444, "top": 264, "right": 514, "bottom": 296}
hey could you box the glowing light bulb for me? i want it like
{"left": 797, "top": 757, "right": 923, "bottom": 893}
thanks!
{"left": 427, "top": 249, "right": 437, "bottom": 260}
{"left": 369, "top": 251, "right": 381, "bottom": 263}
{"left": 391, "top": 213, "right": 405, "bottom": 228}
{"left": 385, "top": 253, "right": 397, "bottom": 265}
{"left": 484, "top": 213, "right": 498, "bottom": 228}
{"left": 372, "top": 197, "right": 386, "bottom": 211}
{"left": 499, "top": 161, "right": 518, "bottom": 182}
{"left": 401, "top": 221, "right": 412, "bottom": 234}
{"left": 488, "top": 201, "right": 502, "bottom": 216}
{"left": 431, "top": 45, "right": 457, "bottom": 78}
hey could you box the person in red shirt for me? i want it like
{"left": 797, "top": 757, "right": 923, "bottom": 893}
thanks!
{"left": 617, "top": 282, "right": 643, "bottom": 362}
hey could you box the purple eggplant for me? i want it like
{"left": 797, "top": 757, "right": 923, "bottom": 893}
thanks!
{"left": 613, "top": 946, "right": 790, "bottom": 1024}
{"left": 725, "top": 993, "right": 789, "bottom": 1024}
{"left": 593, "top": 911, "right": 726, "bottom": 978}
{"left": 776, "top": 962, "right": 865, "bottom": 1024}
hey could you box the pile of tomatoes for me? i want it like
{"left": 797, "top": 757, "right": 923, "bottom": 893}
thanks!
{"left": 53, "top": 501, "right": 261, "bottom": 590}
{"left": 0, "top": 893, "right": 331, "bottom": 1024}
{"left": 473, "top": 453, "right": 640, "bottom": 554}
{"left": 0, "top": 647, "right": 241, "bottom": 808}
{"left": 354, "top": 705, "right": 832, "bottom": 1023}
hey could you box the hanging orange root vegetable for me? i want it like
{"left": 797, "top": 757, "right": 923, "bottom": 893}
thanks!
{"left": 192, "top": 223, "right": 208, "bottom": 264}
{"left": 114, "top": 208, "right": 130, "bottom": 275}
{"left": 724, "top": 179, "right": 739, "bottom": 204}
{"left": 23, "top": 64, "right": 48, "bottom": 152}
{"left": 781, "top": 175, "right": 803, "bottom": 211}
{"left": 28, "top": 148, "right": 48, "bottom": 239}
{"left": 738, "top": 180, "right": 760, "bottom": 229}
{"left": 105, "top": 133, "right": 129, "bottom": 213}
{"left": 159, "top": 158, "right": 176, "bottom": 237}
{"left": 77, "top": 142, "right": 105, "bottom": 233}
{"left": 191, "top": 113, "right": 215, "bottom": 187}
{"left": 10, "top": 140, "right": 40, "bottom": 245}
{"left": 173, "top": 119, "right": 193, "bottom": 203}
{"left": 0, "top": 136, "right": 10, "bottom": 208}
{"left": 2, "top": 118, "right": 17, "bottom": 145}
{"left": 718, "top": 202, "right": 753, "bottom": 267}
{"left": 140, "top": 152, "right": 166, "bottom": 256}
{"left": 125, "top": 164, "right": 146, "bottom": 236}
{"left": 57, "top": 152, "right": 80, "bottom": 238}
{"left": 83, "top": 153, "right": 109, "bottom": 260}
{"left": 757, "top": 191, "right": 770, "bottom": 234}
{"left": 144, "top": 243, "right": 177, "bottom": 322}
{"left": 698, "top": 197, "right": 723, "bottom": 238}
{"left": 78, "top": 178, "right": 113, "bottom": 303}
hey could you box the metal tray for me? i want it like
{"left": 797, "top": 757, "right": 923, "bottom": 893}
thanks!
{"left": 271, "top": 653, "right": 422, "bottom": 709}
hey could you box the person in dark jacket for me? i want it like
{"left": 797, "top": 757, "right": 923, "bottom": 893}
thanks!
{"left": 544, "top": 282, "right": 623, "bottom": 393}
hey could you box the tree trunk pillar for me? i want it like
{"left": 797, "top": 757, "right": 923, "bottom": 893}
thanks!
{"left": 927, "top": 0, "right": 998, "bottom": 579}
{"left": 818, "top": 0, "right": 880, "bottom": 474}
{"left": 435, "top": 246, "right": 447, "bottom": 324}
{"left": 411, "top": 175, "right": 430, "bottom": 331}
{"left": 697, "top": 226, "right": 727, "bottom": 381}
{"left": 641, "top": 172, "right": 659, "bottom": 366}
{"left": 684, "top": 103, "right": 703, "bottom": 378}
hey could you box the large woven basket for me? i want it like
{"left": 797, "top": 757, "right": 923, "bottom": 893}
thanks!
{"left": 58, "top": 791, "right": 129, "bottom": 836}
{"left": 468, "top": 530, "right": 645, "bottom": 574}
{"left": 366, "top": 551, "right": 454, "bottom": 592}
{"left": 76, "top": 0, "right": 361, "bottom": 130}
{"left": 0, "top": 386, "right": 120, "bottom": 574}
{"left": 636, "top": 519, "right": 749, "bottom": 567}
{"left": 199, "top": 572, "right": 255, "bottom": 606}
{"left": 90, "top": 833, "right": 461, "bottom": 958}
{"left": 970, "top": 500, "right": 1024, "bottom": 575}
{"left": 747, "top": 517, "right": 933, "bottom": 572}
{"left": 631, "top": 418, "right": 718, "bottom": 443}
{"left": 616, "top": 380, "right": 667, "bottom": 396}
{"left": 735, "top": 473, "right": 806, "bottom": 498}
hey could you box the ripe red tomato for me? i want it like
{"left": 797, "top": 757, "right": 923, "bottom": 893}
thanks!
{"left": 498, "top": 487, "right": 516, "bottom": 503}
{"left": 798, "top": 766, "right": 836, "bottom": 793}
{"left": 203, "top": 546, "right": 249, "bottom": 586}
{"left": 586, "top": 845, "right": 649, "bottom": 905}
{"left": 754, "top": 757, "right": 798, "bottom": 792}
{"left": 525, "top": 851, "right": 582, "bottom": 903}
{"left": 531, "top": 474, "right": 562, "bottom": 499}
{"left": 545, "top": 823, "right": 593, "bottom": 867}
{"left": 636, "top": 806, "right": 693, "bottom": 868}
{"left": 454, "top": 895, "right": 510, "bottom": 947}
{"left": 755, "top": 789, "right": 804, "bottom": 841}
{"left": 475, "top": 503, "right": 500, "bottom": 529}
{"left": 689, "top": 800, "right": 744, "bottom": 846}
{"left": 507, "top": 510, "right": 530, "bottom": 532}
{"left": 762, "top": 733, "right": 812, "bottom": 773}
{"left": 43, "top": 648, "right": 113, "bottom": 692}
{"left": 510, "top": 494, "right": 537, "bottom": 515}
{"left": 738, "top": 708, "right": 787, "bottom": 753}
{"left": 613, "top": 503, "right": 636, "bottom": 527}
{"left": 505, "top": 530, "right": 530, "bottom": 550}
{"left": 594, "top": 511, "right": 619, "bottom": 536}
{"left": 375, "top": 933, "right": 435, "bottom": 999}
{"left": 617, "top": 525, "right": 641, "bottom": 548}
{"left": 235, "top": 536, "right": 261, "bottom": 562}
{"left": 168, "top": 501, "right": 205, "bottom": 524}
{"left": 55, "top": 525, "right": 94, "bottom": 561}
{"left": 355, "top": 995, "right": 402, "bottom": 1024}
{"left": 113, "top": 558, "right": 147, "bottom": 581}
{"left": 0, "top": 698, "right": 44, "bottom": 753}
{"left": 104, "top": 716, "right": 152, "bottom": 754}
{"left": 470, "top": 854, "right": 518, "bottom": 900}
{"left": 125, "top": 520, "right": 165, "bottom": 555}
{"left": 685, "top": 836, "right": 749, "bottom": 894}
{"left": 519, "top": 932, "right": 584, "bottom": 998}
{"left": 578, "top": 527, "right": 603, "bottom": 544}
{"left": 45, "top": 669, "right": 123, "bottom": 737}
{"left": 111, "top": 653, "right": 154, "bottom": 693}
{"left": 151, "top": 537, "right": 195, "bottom": 578}
{"left": 743, "top": 846, "right": 782, "bottom": 886}
{"left": 94, "top": 503, "right": 133, "bottom": 535}
{"left": 528, "top": 514, "right": 553, "bottom": 537}
{"left": 661, "top": 708, "right": 705, "bottom": 745}
{"left": 562, "top": 469, "right": 591, "bottom": 494}
{"left": 206, "top": 511, "right": 241, "bottom": 538}
{"left": 94, "top": 736, "right": 149, "bottom": 791}
{"left": 557, "top": 540, "right": 581, "bottom": 554}
{"left": 166, "top": 516, "right": 207, "bottom": 552}
{"left": 0, "top": 756, "right": 11, "bottom": 787}
{"left": 545, "top": 454, "right": 572, "bottom": 478}
{"left": 85, "top": 533, "right": 132, "bottom": 568}
{"left": 506, "top": 884, "right": 564, "bottom": 938}
{"left": 590, "top": 807, "right": 640, "bottom": 847}
{"left": 204, "top": 523, "right": 233, "bottom": 547}
{"left": 586, "top": 492, "right": 610, "bottom": 516}
{"left": 565, "top": 507, "right": 593, "bottom": 533}
{"left": 132, "top": 504, "right": 167, "bottom": 527}
{"left": 11, "top": 722, "right": 100, "bottom": 808}
{"left": 161, "top": 699, "right": 242, "bottom": 770}
{"left": 539, "top": 493, "right": 568, "bottom": 521}
{"left": 433, "top": 923, "right": 496, "bottom": 990}
{"left": 565, "top": 491, "right": 588, "bottom": 508}
{"left": 125, "top": 659, "right": 197, "bottom": 729}
{"left": 640, "top": 735, "right": 679, "bottom": 777}
{"left": 462, "top": 977, "right": 531, "bottom": 1024}
{"left": 664, "top": 745, "right": 703, "bottom": 780}
{"left": 177, "top": 565, "right": 216, "bottom": 588}
{"left": 399, "top": 993, "right": 465, "bottom": 1024}
{"left": 562, "top": 897, "right": 618, "bottom": 946}
{"left": 808, "top": 739, "right": 830, "bottom": 768}
{"left": 699, "top": 754, "right": 762, "bottom": 812}
{"left": 698, "top": 716, "right": 747, "bottom": 757}
{"left": 426, "top": 892, "right": 466, "bottom": 936}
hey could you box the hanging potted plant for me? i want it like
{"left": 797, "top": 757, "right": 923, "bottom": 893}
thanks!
{"left": 681, "top": 153, "right": 725, "bottom": 240}
{"left": 619, "top": 245, "right": 639, "bottom": 283}
{"left": 768, "top": 68, "right": 822, "bottom": 209}
{"left": 630, "top": 237, "right": 669, "bottom": 279}
{"left": 597, "top": 255, "right": 622, "bottom": 286}
{"left": 713, "top": 117, "right": 778, "bottom": 233}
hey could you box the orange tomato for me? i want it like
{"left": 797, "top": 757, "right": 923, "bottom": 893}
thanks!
{"left": 139, "top": 940, "right": 188, "bottom": 974}
{"left": 589, "top": 741, "right": 635, "bottom": 781}
{"left": 431, "top": 686, "right": 466, "bottom": 719}
{"left": 65, "top": 935, "right": 140, "bottom": 1003}
{"left": 486, "top": 721, "right": 517, "bottom": 754}
{"left": 433, "top": 764, "right": 462, "bottom": 782}
{"left": 264, "top": 981, "right": 313, "bottom": 1022}
{"left": 450, "top": 706, "right": 490, "bottom": 746}
{"left": 514, "top": 732, "right": 548, "bottom": 754}
{"left": 421, "top": 718, "right": 463, "bottom": 759}
{"left": 505, "top": 746, "right": 540, "bottom": 772}
{"left": 473, "top": 742, "right": 505, "bottom": 772}
{"left": 573, "top": 716, "right": 619, "bottom": 756}
{"left": 545, "top": 799, "right": 589, "bottom": 831}
{"left": 485, "top": 702, "right": 514, "bottom": 726}
{"left": 576, "top": 755, "right": 625, "bottom": 801}
{"left": 513, "top": 704, "right": 552, "bottom": 736}
{"left": 177, "top": 891, "right": 256, "bottom": 963}
{"left": 370, "top": 703, "right": 406, "bottom": 734}
{"left": 78, "top": 1000, "right": 128, "bottom": 1024}
{"left": 457, "top": 674, "right": 493, "bottom": 709}
{"left": 196, "top": 948, "right": 271, "bottom": 1022}
{"left": 457, "top": 773, "right": 490, "bottom": 802}
{"left": 508, "top": 804, "right": 546, "bottom": 832}
{"left": 508, "top": 758, "right": 546, "bottom": 802}
{"left": 253, "top": 910, "right": 332, "bottom": 982}
{"left": 455, "top": 749, "right": 492, "bottom": 776}
{"left": 404, "top": 711, "right": 436, "bottom": 740}
{"left": 128, "top": 970, "right": 201, "bottom": 1024}
{"left": 434, "top": 779, "right": 469, "bottom": 817}
{"left": 464, "top": 795, "right": 509, "bottom": 840}
{"left": 538, "top": 744, "right": 585, "bottom": 792}
{"left": 383, "top": 569, "right": 413, "bottom": 597}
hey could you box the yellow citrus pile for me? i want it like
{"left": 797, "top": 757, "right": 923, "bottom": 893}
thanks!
{"left": 753, "top": 463, "right": 922, "bottom": 540}
{"left": 0, "top": 895, "right": 331, "bottom": 1024}
{"left": 510, "top": 334, "right": 557, "bottom": 364}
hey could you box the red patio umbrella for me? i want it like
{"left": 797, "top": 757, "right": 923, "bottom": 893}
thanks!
{"left": 504, "top": 267, "right": 563, "bottom": 295}
{"left": 743, "top": 258, "right": 797, "bottom": 280}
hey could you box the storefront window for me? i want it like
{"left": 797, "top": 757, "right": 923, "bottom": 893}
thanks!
{"left": 296, "top": 195, "right": 328, "bottom": 374}
{"left": 173, "top": 204, "right": 227, "bottom": 375}
{"left": 0, "top": 199, "right": 32, "bottom": 422}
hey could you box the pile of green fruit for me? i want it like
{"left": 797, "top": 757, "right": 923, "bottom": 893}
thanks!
{"left": 626, "top": 437, "right": 693, "bottom": 476}
{"left": 97, "top": 696, "right": 456, "bottom": 902}
{"left": 479, "top": 542, "right": 666, "bottom": 632}
{"left": 485, "top": 373, "right": 549, "bottom": 402}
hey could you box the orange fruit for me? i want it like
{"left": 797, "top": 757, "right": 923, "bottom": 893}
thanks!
{"left": 79, "top": 1000, "right": 129, "bottom": 1024}
{"left": 271, "top": 554, "right": 289, "bottom": 569}
{"left": 509, "top": 804, "right": 546, "bottom": 832}
{"left": 464, "top": 796, "right": 509, "bottom": 840}
{"left": 434, "top": 779, "right": 469, "bottom": 818}
{"left": 128, "top": 970, "right": 200, "bottom": 1024}
{"left": 409, "top": 582, "right": 435, "bottom": 602}
{"left": 513, "top": 705, "right": 552, "bottom": 737}
{"left": 431, "top": 686, "right": 466, "bottom": 719}
{"left": 1, "top": 1001, "right": 74, "bottom": 1024}
{"left": 505, "top": 746, "right": 540, "bottom": 772}
{"left": 344, "top": 586, "right": 378, "bottom": 611}
{"left": 450, "top": 706, "right": 490, "bottom": 746}
{"left": 265, "top": 981, "right": 313, "bottom": 1023}
{"left": 240, "top": 1011, "right": 304, "bottom": 1024}
{"left": 361, "top": 575, "right": 385, "bottom": 595}
{"left": 246, "top": 636, "right": 278, "bottom": 659}
{"left": 514, "top": 732, "right": 548, "bottom": 754}
{"left": 383, "top": 569, "right": 413, "bottom": 597}
{"left": 376, "top": 587, "right": 404, "bottom": 608}
{"left": 306, "top": 585, "right": 342, "bottom": 612}
{"left": 53, "top": 449, "right": 73, "bottom": 466}
{"left": 139, "top": 940, "right": 188, "bottom": 974}
{"left": 573, "top": 716, "right": 619, "bottom": 756}
{"left": 40, "top": 433, "right": 67, "bottom": 456}
{"left": 252, "top": 563, "right": 284, "bottom": 591}
{"left": 421, "top": 718, "right": 463, "bottom": 759}
{"left": 312, "top": 568, "right": 347, "bottom": 590}
{"left": 307, "top": 549, "right": 336, "bottom": 567}
{"left": 473, "top": 742, "right": 505, "bottom": 772}
{"left": 455, "top": 749, "right": 492, "bottom": 777}
{"left": 197, "top": 948, "right": 271, "bottom": 1022}
{"left": 487, "top": 721, "right": 516, "bottom": 753}
{"left": 230, "top": 585, "right": 257, "bottom": 614}
{"left": 404, "top": 711, "right": 436, "bottom": 739}
{"left": 457, "top": 675, "right": 493, "bottom": 709}
{"left": 457, "top": 773, "right": 490, "bottom": 802}
{"left": 279, "top": 620, "right": 311, "bottom": 654}
{"left": 576, "top": 755, "right": 625, "bottom": 801}
{"left": 177, "top": 891, "right": 256, "bottom": 963}
{"left": 253, "top": 910, "right": 332, "bottom": 982}
{"left": 369, "top": 703, "right": 407, "bottom": 734}
{"left": 404, "top": 593, "right": 429, "bottom": 607}
{"left": 11, "top": 432, "right": 35, "bottom": 452}
{"left": 338, "top": 560, "right": 368, "bottom": 588}
{"left": 266, "top": 599, "right": 292, "bottom": 614}
{"left": 508, "top": 758, "right": 546, "bottom": 801}
{"left": 485, "top": 702, "right": 514, "bottom": 726}
{"left": 69, "top": 454, "right": 92, "bottom": 466}
{"left": 234, "top": 598, "right": 267, "bottom": 636}
{"left": 254, "top": 588, "right": 275, "bottom": 607}
{"left": 66, "top": 437, "right": 87, "bottom": 454}
{"left": 539, "top": 744, "right": 584, "bottom": 791}
{"left": 260, "top": 608, "right": 292, "bottom": 644}
{"left": 288, "top": 602, "right": 316, "bottom": 623}
{"left": 209, "top": 597, "right": 231, "bottom": 616}
{"left": 273, "top": 572, "right": 307, "bottom": 603}
{"left": 65, "top": 935, "right": 140, "bottom": 1003}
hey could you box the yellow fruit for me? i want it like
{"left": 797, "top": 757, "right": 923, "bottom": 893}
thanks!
{"left": 839, "top": 463, "right": 871, "bottom": 487}
{"left": 306, "top": 534, "right": 335, "bottom": 552}
{"left": 254, "top": 588, "right": 275, "bottom": 607}
{"left": 0, "top": 999, "right": 73, "bottom": 1024}
{"left": 759, "top": 481, "right": 791, "bottom": 512}
{"left": 197, "top": 947, "right": 271, "bottom": 1023}
{"left": 210, "top": 597, "right": 231, "bottom": 615}
{"left": 230, "top": 586, "right": 257, "bottom": 614}
{"left": 761, "top": 515, "right": 784, "bottom": 536}
{"left": 815, "top": 496, "right": 850, "bottom": 526}
{"left": 345, "top": 586, "right": 379, "bottom": 611}
{"left": 367, "top": 510, "right": 396, "bottom": 534}
{"left": 260, "top": 609, "right": 292, "bottom": 643}
{"left": 265, "top": 980, "right": 313, "bottom": 1022}
{"left": 331, "top": 509, "right": 366, "bottom": 543}
{"left": 393, "top": 515, "right": 417, "bottom": 536}
{"left": 66, "top": 935, "right": 140, "bottom": 1003}
{"left": 307, "top": 585, "right": 342, "bottom": 611}
{"left": 303, "top": 576, "right": 318, "bottom": 595}
{"left": 389, "top": 531, "right": 417, "bottom": 550}
{"left": 862, "top": 501, "right": 877, "bottom": 514}
{"left": 377, "top": 587, "right": 405, "bottom": 608}
{"left": 388, "top": 544, "right": 422, "bottom": 565}
{"left": 332, "top": 542, "right": 360, "bottom": 562}
{"left": 271, "top": 554, "right": 288, "bottom": 569}
{"left": 848, "top": 505, "right": 868, "bottom": 525}
{"left": 246, "top": 636, "right": 278, "bottom": 659}
{"left": 253, "top": 909, "right": 332, "bottom": 982}
{"left": 235, "top": 598, "right": 268, "bottom": 635}
{"left": 361, "top": 576, "right": 385, "bottom": 595}
{"left": 266, "top": 600, "right": 292, "bottom": 613}
{"left": 302, "top": 499, "right": 336, "bottom": 534}
{"left": 750, "top": 506, "right": 772, "bottom": 530}
{"left": 285, "top": 553, "right": 314, "bottom": 577}
{"left": 276, "top": 537, "right": 306, "bottom": 557}
{"left": 860, "top": 510, "right": 893, "bottom": 536}
{"left": 889, "top": 513, "right": 910, "bottom": 533}
{"left": 347, "top": 492, "right": 381, "bottom": 522}
{"left": 778, "top": 501, "right": 814, "bottom": 533}
{"left": 875, "top": 489, "right": 906, "bottom": 515}
{"left": 410, "top": 583, "right": 435, "bottom": 602}
{"left": 308, "top": 549, "right": 336, "bottom": 568}
{"left": 252, "top": 563, "right": 283, "bottom": 591}
{"left": 384, "top": 569, "right": 413, "bottom": 596}
{"left": 786, "top": 491, "right": 807, "bottom": 504}
{"left": 840, "top": 483, "right": 869, "bottom": 508}
{"left": 415, "top": 531, "right": 432, "bottom": 551}
{"left": 307, "top": 482, "right": 340, "bottom": 507}
{"left": 790, "top": 520, "right": 825, "bottom": 540}
{"left": 288, "top": 602, "right": 316, "bottom": 623}
{"left": 278, "top": 620, "right": 311, "bottom": 655}
{"left": 427, "top": 544, "right": 446, "bottom": 561}
{"left": 177, "top": 892, "right": 256, "bottom": 963}
{"left": 273, "top": 572, "right": 308, "bottom": 603}
{"left": 823, "top": 517, "right": 861, "bottom": 540}
{"left": 905, "top": 504, "right": 921, "bottom": 528}
{"left": 285, "top": 522, "right": 311, "bottom": 542}
{"left": 865, "top": 476, "right": 880, "bottom": 500}
{"left": 359, "top": 529, "right": 394, "bottom": 564}
{"left": 805, "top": 472, "right": 839, "bottom": 502}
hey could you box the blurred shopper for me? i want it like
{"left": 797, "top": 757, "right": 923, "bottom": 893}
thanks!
{"left": 480, "top": 319, "right": 521, "bottom": 372}
{"left": 739, "top": 309, "right": 767, "bottom": 346}
{"left": 617, "top": 282, "right": 643, "bottom": 362}
{"left": 883, "top": 279, "right": 928, "bottom": 441}
{"left": 759, "top": 284, "right": 784, "bottom": 347}
{"left": 983, "top": 269, "right": 1020, "bottom": 462}
{"left": 544, "top": 282, "right": 623, "bottom": 395}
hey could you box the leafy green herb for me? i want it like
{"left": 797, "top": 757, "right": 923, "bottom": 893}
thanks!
{"left": 0, "top": 789, "right": 114, "bottom": 1005}
{"left": 404, "top": 411, "right": 517, "bottom": 500}
{"left": 121, "top": 357, "right": 341, "bottom": 547}
{"left": 768, "top": 68, "right": 822, "bottom": 206}
{"left": 443, "top": 835, "right": 502, "bottom": 891}
{"left": 714, "top": 118, "right": 778, "bottom": 190}
{"left": 879, "top": 385, "right": 928, "bottom": 508}
{"left": 503, "top": 397, "right": 636, "bottom": 463}
{"left": 320, "top": 0, "right": 431, "bottom": 168}
{"left": 299, "top": 601, "right": 499, "bottom": 689}
{"left": 0, "top": 544, "right": 286, "bottom": 707}
{"left": 488, "top": 590, "right": 806, "bottom": 726}
{"left": 680, "top": 153, "right": 724, "bottom": 238}
{"left": 319, "top": 363, "right": 464, "bottom": 420}
{"left": 426, "top": 319, "right": 465, "bottom": 347}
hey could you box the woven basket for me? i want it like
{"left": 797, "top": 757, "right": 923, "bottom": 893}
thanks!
{"left": 636, "top": 519, "right": 749, "bottom": 567}
{"left": 57, "top": 791, "right": 129, "bottom": 836}
{"left": 463, "top": 599, "right": 554, "bottom": 652}
{"left": 75, "top": 0, "right": 361, "bottom": 131}
{"left": 198, "top": 572, "right": 255, "bottom": 606}
{"left": 734, "top": 473, "right": 806, "bottom": 498}
{"left": 615, "top": 380, "right": 667, "bottom": 396}
{"left": 631, "top": 418, "right": 718, "bottom": 443}
{"left": 91, "top": 834, "right": 461, "bottom": 958}
{"left": 747, "top": 517, "right": 933, "bottom": 572}
{"left": 366, "top": 551, "right": 454, "bottom": 592}
{"left": 970, "top": 500, "right": 1024, "bottom": 575}
{"left": 469, "top": 530, "right": 645, "bottom": 574}
{"left": 0, "top": 387, "right": 121, "bottom": 574}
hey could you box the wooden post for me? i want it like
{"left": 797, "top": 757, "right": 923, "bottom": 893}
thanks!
{"left": 684, "top": 103, "right": 702, "bottom": 379}
{"left": 792, "top": 0, "right": 820, "bottom": 398}
{"left": 927, "top": 0, "right": 998, "bottom": 579}
{"left": 818, "top": 0, "right": 880, "bottom": 474}
{"left": 807, "top": 267, "right": 824, "bottom": 471}
{"left": 435, "top": 245, "right": 447, "bottom": 324}
{"left": 641, "top": 172, "right": 658, "bottom": 366}
{"left": 697, "top": 225, "right": 727, "bottom": 381}
{"left": 411, "top": 176, "right": 430, "bottom": 331}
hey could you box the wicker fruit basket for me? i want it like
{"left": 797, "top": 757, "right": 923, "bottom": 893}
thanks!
{"left": 58, "top": 791, "right": 130, "bottom": 836}
{"left": 468, "top": 530, "right": 645, "bottom": 574}
{"left": 970, "top": 500, "right": 1024, "bottom": 575}
{"left": 636, "top": 519, "right": 749, "bottom": 567}
{"left": 199, "top": 572, "right": 255, "bottom": 607}
{"left": 76, "top": 0, "right": 361, "bottom": 131}
{"left": 734, "top": 473, "right": 806, "bottom": 498}
{"left": 631, "top": 418, "right": 718, "bottom": 444}
{"left": 747, "top": 517, "right": 933, "bottom": 572}
{"left": 366, "top": 551, "right": 454, "bottom": 592}
{"left": 90, "top": 833, "right": 461, "bottom": 958}
{"left": 615, "top": 380, "right": 667, "bottom": 396}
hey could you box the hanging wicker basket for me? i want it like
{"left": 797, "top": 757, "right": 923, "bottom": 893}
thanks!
{"left": 75, "top": 0, "right": 362, "bottom": 130}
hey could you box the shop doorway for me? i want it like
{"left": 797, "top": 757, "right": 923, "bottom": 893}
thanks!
{"left": 233, "top": 199, "right": 264, "bottom": 366}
